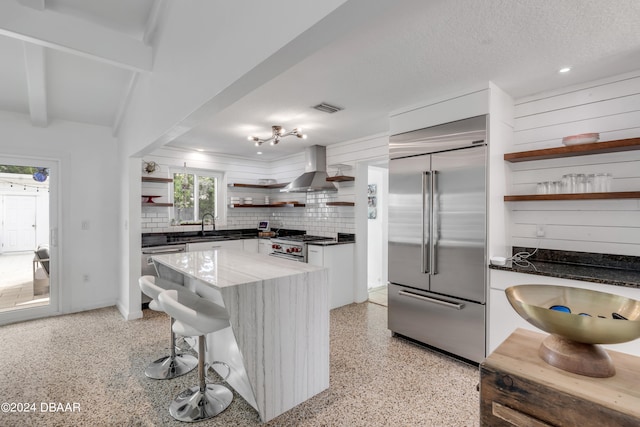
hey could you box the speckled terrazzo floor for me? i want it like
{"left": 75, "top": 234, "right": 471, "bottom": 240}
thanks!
{"left": 0, "top": 302, "right": 480, "bottom": 426}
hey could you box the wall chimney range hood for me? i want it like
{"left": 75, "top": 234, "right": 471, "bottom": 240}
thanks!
{"left": 281, "top": 145, "right": 337, "bottom": 193}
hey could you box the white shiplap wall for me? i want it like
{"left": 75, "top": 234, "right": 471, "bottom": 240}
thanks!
{"left": 509, "top": 71, "right": 640, "bottom": 256}
{"left": 142, "top": 134, "right": 389, "bottom": 237}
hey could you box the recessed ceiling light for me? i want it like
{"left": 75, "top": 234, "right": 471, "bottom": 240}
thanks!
{"left": 559, "top": 67, "right": 571, "bottom": 73}
{"left": 196, "top": 148, "right": 204, "bottom": 152}
{"left": 257, "top": 151, "right": 262, "bottom": 155}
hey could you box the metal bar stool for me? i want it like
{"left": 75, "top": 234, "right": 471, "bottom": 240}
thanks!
{"left": 138, "top": 275, "right": 198, "bottom": 379}
{"left": 158, "top": 288, "right": 233, "bottom": 422}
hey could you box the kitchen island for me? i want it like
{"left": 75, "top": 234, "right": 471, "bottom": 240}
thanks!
{"left": 152, "top": 249, "right": 329, "bottom": 423}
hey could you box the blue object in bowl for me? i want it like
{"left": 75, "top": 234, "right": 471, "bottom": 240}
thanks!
{"left": 549, "top": 305, "right": 571, "bottom": 313}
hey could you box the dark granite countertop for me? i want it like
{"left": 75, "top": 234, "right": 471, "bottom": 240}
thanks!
{"left": 489, "top": 247, "right": 640, "bottom": 289}
{"left": 141, "top": 228, "right": 305, "bottom": 247}
{"left": 141, "top": 229, "right": 349, "bottom": 248}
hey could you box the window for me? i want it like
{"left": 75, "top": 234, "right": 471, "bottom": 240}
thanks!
{"left": 172, "top": 168, "right": 226, "bottom": 225}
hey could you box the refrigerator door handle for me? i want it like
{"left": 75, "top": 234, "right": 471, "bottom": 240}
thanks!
{"left": 430, "top": 170, "right": 438, "bottom": 275}
{"left": 422, "top": 171, "right": 431, "bottom": 274}
{"left": 398, "top": 290, "right": 465, "bottom": 310}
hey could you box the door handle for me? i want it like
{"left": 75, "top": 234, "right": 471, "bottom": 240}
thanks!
{"left": 430, "top": 170, "right": 438, "bottom": 275}
{"left": 398, "top": 290, "right": 464, "bottom": 310}
{"left": 422, "top": 171, "right": 431, "bottom": 274}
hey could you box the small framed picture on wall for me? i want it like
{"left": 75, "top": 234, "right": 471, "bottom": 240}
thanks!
{"left": 368, "top": 183, "right": 377, "bottom": 219}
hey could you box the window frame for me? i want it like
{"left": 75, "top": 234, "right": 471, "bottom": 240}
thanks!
{"left": 170, "top": 167, "right": 227, "bottom": 226}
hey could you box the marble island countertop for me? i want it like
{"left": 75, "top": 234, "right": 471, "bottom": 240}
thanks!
{"left": 489, "top": 247, "right": 640, "bottom": 289}
{"left": 153, "top": 249, "right": 324, "bottom": 289}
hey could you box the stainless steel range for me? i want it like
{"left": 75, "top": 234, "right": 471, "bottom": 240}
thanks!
{"left": 270, "top": 235, "right": 334, "bottom": 262}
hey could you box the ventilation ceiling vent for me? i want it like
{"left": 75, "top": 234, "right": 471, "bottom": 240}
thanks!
{"left": 312, "top": 102, "right": 344, "bottom": 114}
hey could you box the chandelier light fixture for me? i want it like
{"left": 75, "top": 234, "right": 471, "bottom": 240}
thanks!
{"left": 248, "top": 125, "right": 307, "bottom": 146}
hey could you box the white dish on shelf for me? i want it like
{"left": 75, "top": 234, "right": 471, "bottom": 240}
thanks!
{"left": 562, "top": 133, "right": 600, "bottom": 146}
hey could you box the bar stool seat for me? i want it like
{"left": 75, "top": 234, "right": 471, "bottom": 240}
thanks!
{"left": 158, "top": 288, "right": 233, "bottom": 422}
{"left": 138, "top": 276, "right": 197, "bottom": 379}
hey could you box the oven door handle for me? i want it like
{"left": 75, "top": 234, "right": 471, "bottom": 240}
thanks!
{"left": 269, "top": 252, "right": 304, "bottom": 261}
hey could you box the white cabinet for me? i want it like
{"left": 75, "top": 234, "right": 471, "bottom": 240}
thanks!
{"left": 258, "top": 239, "right": 273, "bottom": 254}
{"left": 187, "top": 239, "right": 243, "bottom": 252}
{"left": 307, "top": 244, "right": 354, "bottom": 309}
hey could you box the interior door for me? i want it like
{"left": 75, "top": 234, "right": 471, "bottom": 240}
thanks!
{"left": 3, "top": 195, "right": 36, "bottom": 252}
{"left": 388, "top": 155, "right": 430, "bottom": 291}
{"left": 429, "top": 146, "right": 486, "bottom": 302}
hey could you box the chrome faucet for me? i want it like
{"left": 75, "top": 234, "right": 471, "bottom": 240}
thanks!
{"left": 201, "top": 213, "right": 215, "bottom": 236}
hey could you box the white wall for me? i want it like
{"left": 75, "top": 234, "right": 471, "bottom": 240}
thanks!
{"left": 0, "top": 111, "right": 119, "bottom": 318}
{"left": 140, "top": 137, "right": 394, "bottom": 238}
{"left": 487, "top": 83, "right": 514, "bottom": 261}
{"left": 508, "top": 71, "right": 640, "bottom": 255}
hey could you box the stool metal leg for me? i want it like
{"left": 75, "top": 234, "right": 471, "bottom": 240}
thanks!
{"left": 168, "top": 335, "right": 233, "bottom": 422}
{"left": 145, "top": 317, "right": 198, "bottom": 380}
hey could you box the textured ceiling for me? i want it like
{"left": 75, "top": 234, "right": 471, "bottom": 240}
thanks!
{"left": 167, "top": 0, "right": 640, "bottom": 160}
{"left": 1, "top": 0, "right": 639, "bottom": 161}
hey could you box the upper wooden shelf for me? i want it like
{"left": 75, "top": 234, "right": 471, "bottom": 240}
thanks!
{"left": 229, "top": 203, "right": 305, "bottom": 208}
{"left": 326, "top": 175, "right": 354, "bottom": 182}
{"left": 504, "top": 191, "right": 640, "bottom": 202}
{"left": 142, "top": 177, "right": 173, "bottom": 183}
{"left": 504, "top": 138, "right": 640, "bottom": 163}
{"left": 326, "top": 201, "right": 355, "bottom": 206}
{"left": 142, "top": 202, "right": 173, "bottom": 207}
{"left": 228, "top": 182, "right": 288, "bottom": 189}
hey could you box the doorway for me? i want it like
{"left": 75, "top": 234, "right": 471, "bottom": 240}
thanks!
{"left": 0, "top": 162, "right": 54, "bottom": 318}
{"left": 367, "top": 162, "right": 388, "bottom": 306}
{"left": 4, "top": 195, "right": 37, "bottom": 252}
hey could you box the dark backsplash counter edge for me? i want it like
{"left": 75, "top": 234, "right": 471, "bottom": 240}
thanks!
{"left": 489, "top": 262, "right": 640, "bottom": 289}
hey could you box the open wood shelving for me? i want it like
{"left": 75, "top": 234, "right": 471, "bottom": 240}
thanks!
{"left": 142, "top": 177, "right": 173, "bottom": 183}
{"left": 229, "top": 203, "right": 305, "bottom": 208}
{"left": 504, "top": 191, "right": 640, "bottom": 202}
{"left": 326, "top": 175, "right": 354, "bottom": 182}
{"left": 228, "top": 182, "right": 288, "bottom": 189}
{"left": 326, "top": 201, "right": 355, "bottom": 206}
{"left": 142, "top": 202, "right": 173, "bottom": 207}
{"left": 504, "top": 137, "right": 640, "bottom": 201}
{"left": 504, "top": 137, "right": 640, "bottom": 163}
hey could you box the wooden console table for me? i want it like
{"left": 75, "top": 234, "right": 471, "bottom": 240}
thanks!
{"left": 480, "top": 329, "right": 640, "bottom": 426}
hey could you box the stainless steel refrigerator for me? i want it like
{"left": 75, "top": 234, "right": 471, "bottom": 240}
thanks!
{"left": 388, "top": 115, "right": 487, "bottom": 363}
